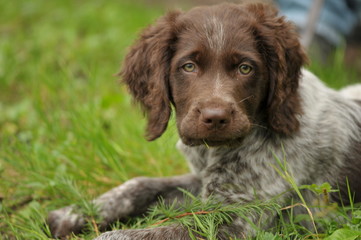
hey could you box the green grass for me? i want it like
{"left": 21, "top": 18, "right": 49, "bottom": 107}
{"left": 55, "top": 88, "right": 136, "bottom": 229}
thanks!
{"left": 0, "top": 0, "right": 360, "bottom": 239}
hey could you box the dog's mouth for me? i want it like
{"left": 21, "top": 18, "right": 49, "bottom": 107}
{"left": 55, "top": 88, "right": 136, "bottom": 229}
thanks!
{"left": 179, "top": 124, "right": 251, "bottom": 147}
{"left": 181, "top": 136, "right": 245, "bottom": 147}
{"left": 177, "top": 106, "right": 253, "bottom": 147}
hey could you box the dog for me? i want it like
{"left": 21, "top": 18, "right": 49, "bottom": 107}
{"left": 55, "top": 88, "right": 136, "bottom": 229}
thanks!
{"left": 48, "top": 2, "right": 361, "bottom": 239}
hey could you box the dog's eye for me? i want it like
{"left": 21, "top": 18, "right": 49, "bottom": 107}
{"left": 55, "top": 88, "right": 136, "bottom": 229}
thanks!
{"left": 238, "top": 64, "right": 253, "bottom": 75}
{"left": 182, "top": 63, "right": 196, "bottom": 73}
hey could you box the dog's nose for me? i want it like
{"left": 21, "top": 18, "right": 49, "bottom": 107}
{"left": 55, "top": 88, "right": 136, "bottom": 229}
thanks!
{"left": 200, "top": 108, "right": 231, "bottom": 129}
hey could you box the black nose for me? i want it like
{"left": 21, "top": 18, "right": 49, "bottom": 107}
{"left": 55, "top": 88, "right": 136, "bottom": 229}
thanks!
{"left": 200, "top": 108, "right": 231, "bottom": 130}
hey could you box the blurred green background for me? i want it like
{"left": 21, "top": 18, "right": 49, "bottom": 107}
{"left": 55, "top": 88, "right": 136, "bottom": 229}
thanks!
{"left": 0, "top": 0, "right": 359, "bottom": 239}
{"left": 0, "top": 1, "right": 187, "bottom": 239}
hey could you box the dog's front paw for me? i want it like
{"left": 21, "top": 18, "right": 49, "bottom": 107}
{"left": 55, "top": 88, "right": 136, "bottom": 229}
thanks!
{"left": 48, "top": 205, "right": 86, "bottom": 238}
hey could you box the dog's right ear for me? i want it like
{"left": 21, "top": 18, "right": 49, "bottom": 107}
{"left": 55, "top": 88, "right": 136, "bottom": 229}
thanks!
{"left": 121, "top": 11, "right": 181, "bottom": 141}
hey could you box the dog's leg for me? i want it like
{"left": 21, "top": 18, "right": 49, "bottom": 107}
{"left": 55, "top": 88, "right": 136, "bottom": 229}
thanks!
{"left": 48, "top": 174, "right": 201, "bottom": 238}
{"left": 93, "top": 205, "right": 275, "bottom": 240}
{"left": 94, "top": 225, "right": 193, "bottom": 240}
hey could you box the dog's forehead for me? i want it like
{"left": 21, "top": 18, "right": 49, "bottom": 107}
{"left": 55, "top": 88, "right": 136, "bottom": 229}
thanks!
{"left": 177, "top": 4, "right": 254, "bottom": 52}
{"left": 181, "top": 4, "right": 251, "bottom": 29}
{"left": 201, "top": 15, "right": 225, "bottom": 52}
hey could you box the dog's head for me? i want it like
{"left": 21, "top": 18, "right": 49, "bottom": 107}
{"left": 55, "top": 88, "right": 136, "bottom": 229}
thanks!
{"left": 121, "top": 3, "right": 307, "bottom": 146}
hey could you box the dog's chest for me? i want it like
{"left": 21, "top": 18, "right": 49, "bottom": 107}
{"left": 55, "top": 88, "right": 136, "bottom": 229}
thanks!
{"left": 177, "top": 140, "right": 291, "bottom": 202}
{"left": 203, "top": 149, "right": 289, "bottom": 202}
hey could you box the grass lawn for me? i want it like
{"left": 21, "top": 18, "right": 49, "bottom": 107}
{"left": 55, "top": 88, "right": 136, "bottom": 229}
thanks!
{"left": 0, "top": 0, "right": 360, "bottom": 239}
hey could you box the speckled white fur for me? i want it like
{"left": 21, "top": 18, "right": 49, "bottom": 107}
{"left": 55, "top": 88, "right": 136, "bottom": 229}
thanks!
{"left": 203, "top": 16, "right": 225, "bottom": 53}
{"left": 177, "top": 69, "right": 361, "bottom": 204}
{"left": 340, "top": 84, "right": 361, "bottom": 100}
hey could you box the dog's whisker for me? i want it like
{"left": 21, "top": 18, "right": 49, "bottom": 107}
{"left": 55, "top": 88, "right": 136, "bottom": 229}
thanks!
{"left": 238, "top": 95, "right": 255, "bottom": 104}
{"left": 250, "top": 123, "right": 268, "bottom": 130}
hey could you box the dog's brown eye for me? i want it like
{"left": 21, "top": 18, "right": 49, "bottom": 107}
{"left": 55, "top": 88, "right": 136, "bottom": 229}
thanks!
{"left": 182, "top": 63, "right": 196, "bottom": 72}
{"left": 238, "top": 64, "right": 252, "bottom": 75}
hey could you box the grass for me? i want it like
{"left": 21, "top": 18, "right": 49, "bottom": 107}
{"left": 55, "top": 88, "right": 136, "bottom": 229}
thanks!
{"left": 0, "top": 0, "right": 360, "bottom": 239}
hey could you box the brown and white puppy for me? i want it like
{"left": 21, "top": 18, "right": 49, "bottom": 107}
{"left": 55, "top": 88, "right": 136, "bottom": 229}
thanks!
{"left": 48, "top": 3, "right": 361, "bottom": 239}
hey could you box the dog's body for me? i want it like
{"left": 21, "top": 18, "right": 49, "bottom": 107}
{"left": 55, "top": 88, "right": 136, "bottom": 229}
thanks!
{"left": 48, "top": 3, "right": 361, "bottom": 239}
{"left": 179, "top": 70, "right": 361, "bottom": 205}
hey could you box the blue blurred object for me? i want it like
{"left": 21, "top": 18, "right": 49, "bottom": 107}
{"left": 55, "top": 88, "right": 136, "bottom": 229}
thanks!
{"left": 276, "top": 0, "right": 361, "bottom": 47}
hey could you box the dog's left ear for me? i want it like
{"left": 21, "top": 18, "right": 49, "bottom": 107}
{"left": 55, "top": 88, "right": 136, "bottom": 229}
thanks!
{"left": 246, "top": 3, "right": 308, "bottom": 135}
{"left": 121, "top": 11, "right": 181, "bottom": 141}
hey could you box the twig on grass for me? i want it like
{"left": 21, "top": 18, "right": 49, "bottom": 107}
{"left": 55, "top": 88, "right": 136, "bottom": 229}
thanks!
{"left": 91, "top": 216, "right": 100, "bottom": 237}
{"left": 281, "top": 203, "right": 319, "bottom": 240}
{"left": 151, "top": 210, "right": 213, "bottom": 226}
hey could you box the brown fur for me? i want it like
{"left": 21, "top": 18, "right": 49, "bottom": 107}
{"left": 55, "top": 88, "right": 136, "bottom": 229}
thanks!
{"left": 121, "top": 3, "right": 307, "bottom": 144}
{"left": 244, "top": 4, "right": 308, "bottom": 135}
{"left": 121, "top": 11, "right": 181, "bottom": 140}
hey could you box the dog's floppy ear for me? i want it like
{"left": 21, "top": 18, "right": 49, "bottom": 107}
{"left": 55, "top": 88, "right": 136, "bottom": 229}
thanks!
{"left": 246, "top": 3, "right": 308, "bottom": 135}
{"left": 121, "top": 11, "right": 181, "bottom": 141}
